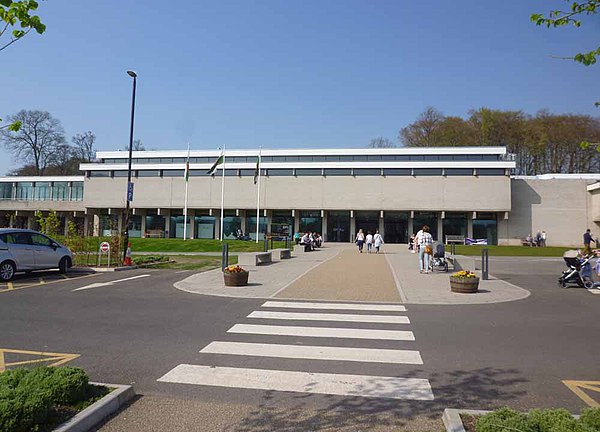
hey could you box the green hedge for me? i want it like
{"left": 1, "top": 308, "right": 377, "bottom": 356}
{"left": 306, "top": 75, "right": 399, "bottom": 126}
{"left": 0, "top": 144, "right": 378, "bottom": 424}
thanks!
{"left": 0, "top": 367, "right": 103, "bottom": 432}
{"left": 477, "top": 407, "right": 600, "bottom": 432}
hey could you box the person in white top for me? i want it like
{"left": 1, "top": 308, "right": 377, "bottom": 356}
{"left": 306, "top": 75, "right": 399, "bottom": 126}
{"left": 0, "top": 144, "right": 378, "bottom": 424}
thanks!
{"left": 373, "top": 230, "right": 384, "bottom": 253}
{"left": 355, "top": 229, "right": 365, "bottom": 253}
{"left": 365, "top": 232, "right": 374, "bottom": 253}
{"left": 417, "top": 225, "right": 433, "bottom": 273}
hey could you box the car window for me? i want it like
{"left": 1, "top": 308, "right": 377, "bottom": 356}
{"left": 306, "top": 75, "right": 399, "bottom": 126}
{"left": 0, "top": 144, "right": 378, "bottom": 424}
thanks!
{"left": 31, "top": 234, "right": 52, "bottom": 247}
{"left": 14, "top": 233, "right": 33, "bottom": 245}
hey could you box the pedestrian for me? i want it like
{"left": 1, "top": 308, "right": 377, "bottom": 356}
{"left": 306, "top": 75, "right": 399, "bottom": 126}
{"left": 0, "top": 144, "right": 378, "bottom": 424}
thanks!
{"left": 415, "top": 227, "right": 424, "bottom": 253}
{"left": 535, "top": 230, "right": 542, "bottom": 247}
{"left": 355, "top": 229, "right": 365, "bottom": 253}
{"left": 541, "top": 230, "right": 547, "bottom": 247}
{"left": 294, "top": 232, "right": 301, "bottom": 245}
{"left": 373, "top": 230, "right": 384, "bottom": 253}
{"left": 366, "top": 231, "right": 373, "bottom": 253}
{"left": 584, "top": 229, "right": 596, "bottom": 254}
{"left": 418, "top": 225, "right": 433, "bottom": 274}
{"left": 408, "top": 233, "right": 416, "bottom": 252}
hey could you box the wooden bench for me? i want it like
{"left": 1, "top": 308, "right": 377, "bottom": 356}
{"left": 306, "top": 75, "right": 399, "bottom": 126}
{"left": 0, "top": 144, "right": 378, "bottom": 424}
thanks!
{"left": 521, "top": 238, "right": 533, "bottom": 247}
{"left": 238, "top": 251, "right": 272, "bottom": 266}
{"left": 445, "top": 235, "right": 465, "bottom": 245}
{"left": 270, "top": 248, "right": 291, "bottom": 260}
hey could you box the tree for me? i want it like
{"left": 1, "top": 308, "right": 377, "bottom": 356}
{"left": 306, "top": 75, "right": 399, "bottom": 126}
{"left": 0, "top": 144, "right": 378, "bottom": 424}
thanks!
{"left": 124, "top": 139, "right": 145, "bottom": 151}
{"left": 367, "top": 137, "right": 396, "bottom": 148}
{"left": 399, "top": 107, "right": 445, "bottom": 147}
{"left": 72, "top": 131, "right": 96, "bottom": 162}
{"left": 531, "top": 1, "right": 600, "bottom": 66}
{"left": 49, "top": 144, "right": 78, "bottom": 175}
{"left": 0, "top": 110, "right": 66, "bottom": 175}
{"left": 0, "top": 1, "right": 46, "bottom": 131}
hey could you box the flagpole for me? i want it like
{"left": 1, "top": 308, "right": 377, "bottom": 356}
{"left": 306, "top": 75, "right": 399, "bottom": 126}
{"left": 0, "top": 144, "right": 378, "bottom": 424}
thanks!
{"left": 183, "top": 142, "right": 190, "bottom": 241}
{"left": 220, "top": 144, "right": 225, "bottom": 241}
{"left": 255, "top": 146, "right": 262, "bottom": 243}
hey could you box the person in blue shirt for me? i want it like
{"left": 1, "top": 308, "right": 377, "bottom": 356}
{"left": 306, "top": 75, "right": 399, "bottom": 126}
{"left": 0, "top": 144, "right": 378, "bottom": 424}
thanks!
{"left": 583, "top": 229, "right": 595, "bottom": 253}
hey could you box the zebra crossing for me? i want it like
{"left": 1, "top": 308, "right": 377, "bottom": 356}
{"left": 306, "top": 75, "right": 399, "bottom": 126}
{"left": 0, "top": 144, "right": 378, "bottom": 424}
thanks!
{"left": 157, "top": 300, "right": 434, "bottom": 401}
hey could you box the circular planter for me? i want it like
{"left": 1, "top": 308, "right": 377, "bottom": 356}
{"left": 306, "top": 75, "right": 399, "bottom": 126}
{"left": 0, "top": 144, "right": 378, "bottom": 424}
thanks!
{"left": 223, "top": 270, "right": 249, "bottom": 287}
{"left": 450, "top": 276, "right": 479, "bottom": 293}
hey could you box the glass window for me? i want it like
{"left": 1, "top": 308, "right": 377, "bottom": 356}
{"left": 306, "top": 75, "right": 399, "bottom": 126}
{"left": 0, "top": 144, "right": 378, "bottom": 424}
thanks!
{"left": 445, "top": 168, "right": 474, "bottom": 176}
{"left": 298, "top": 156, "right": 314, "bottom": 162}
{"left": 191, "top": 157, "right": 210, "bottom": 163}
{"left": 137, "top": 170, "right": 160, "bottom": 177}
{"left": 0, "top": 183, "right": 13, "bottom": 199}
{"left": 222, "top": 216, "right": 241, "bottom": 240}
{"left": 366, "top": 155, "right": 382, "bottom": 161}
{"left": 383, "top": 168, "right": 411, "bottom": 176}
{"left": 190, "top": 170, "right": 210, "bottom": 177}
{"left": 160, "top": 158, "right": 173, "bottom": 164}
{"left": 481, "top": 155, "right": 499, "bottom": 161}
{"left": 14, "top": 232, "right": 33, "bottom": 245}
{"left": 413, "top": 212, "right": 439, "bottom": 241}
{"left": 113, "top": 171, "right": 129, "bottom": 177}
{"left": 145, "top": 215, "right": 165, "bottom": 238}
{"left": 16, "top": 182, "right": 34, "bottom": 200}
{"left": 299, "top": 210, "right": 322, "bottom": 234}
{"left": 325, "top": 155, "right": 340, "bottom": 161}
{"left": 52, "top": 182, "right": 69, "bottom": 201}
{"left": 224, "top": 169, "right": 238, "bottom": 176}
{"left": 99, "top": 214, "right": 119, "bottom": 236}
{"left": 128, "top": 215, "right": 142, "bottom": 238}
{"left": 295, "top": 169, "right": 322, "bottom": 176}
{"left": 284, "top": 155, "right": 299, "bottom": 162}
{"left": 442, "top": 213, "right": 467, "bottom": 241}
{"left": 169, "top": 214, "right": 190, "bottom": 239}
{"left": 31, "top": 233, "right": 52, "bottom": 247}
{"left": 271, "top": 211, "right": 293, "bottom": 239}
{"left": 71, "top": 182, "right": 84, "bottom": 201}
{"left": 267, "top": 169, "right": 294, "bottom": 176}
{"left": 323, "top": 169, "right": 351, "bottom": 176}
{"left": 438, "top": 155, "right": 454, "bottom": 161}
{"left": 239, "top": 169, "right": 255, "bottom": 177}
{"left": 34, "top": 182, "right": 51, "bottom": 200}
{"left": 354, "top": 169, "right": 381, "bottom": 176}
{"left": 473, "top": 213, "right": 498, "bottom": 245}
{"left": 195, "top": 215, "right": 215, "bottom": 239}
{"left": 414, "top": 169, "right": 443, "bottom": 176}
{"left": 383, "top": 212, "right": 408, "bottom": 244}
{"left": 261, "top": 156, "right": 273, "bottom": 162}
{"left": 246, "top": 215, "right": 268, "bottom": 241}
{"left": 355, "top": 211, "right": 379, "bottom": 237}
{"left": 410, "top": 155, "right": 425, "bottom": 161}
{"left": 477, "top": 168, "right": 506, "bottom": 176}
{"left": 171, "top": 158, "right": 186, "bottom": 163}
{"left": 89, "top": 171, "right": 111, "bottom": 177}
{"left": 162, "top": 170, "right": 185, "bottom": 177}
{"left": 338, "top": 155, "right": 354, "bottom": 162}
{"left": 327, "top": 211, "right": 350, "bottom": 242}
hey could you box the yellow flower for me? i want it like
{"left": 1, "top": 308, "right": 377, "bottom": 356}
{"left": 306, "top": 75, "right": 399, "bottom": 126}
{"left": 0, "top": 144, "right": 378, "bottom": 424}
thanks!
{"left": 452, "top": 270, "right": 477, "bottom": 279}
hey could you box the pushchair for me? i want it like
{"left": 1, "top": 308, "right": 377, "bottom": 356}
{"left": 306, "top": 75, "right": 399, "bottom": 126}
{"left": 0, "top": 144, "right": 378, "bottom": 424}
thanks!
{"left": 430, "top": 241, "right": 449, "bottom": 272}
{"left": 558, "top": 250, "right": 594, "bottom": 289}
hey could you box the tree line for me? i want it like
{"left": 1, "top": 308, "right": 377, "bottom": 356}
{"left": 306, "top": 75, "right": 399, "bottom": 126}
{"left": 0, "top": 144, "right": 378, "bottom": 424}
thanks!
{"left": 370, "top": 107, "right": 600, "bottom": 176}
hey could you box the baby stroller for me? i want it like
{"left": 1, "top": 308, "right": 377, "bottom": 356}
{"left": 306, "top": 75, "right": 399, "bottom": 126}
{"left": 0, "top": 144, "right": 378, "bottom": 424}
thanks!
{"left": 430, "top": 241, "right": 449, "bottom": 272}
{"left": 558, "top": 250, "right": 594, "bottom": 289}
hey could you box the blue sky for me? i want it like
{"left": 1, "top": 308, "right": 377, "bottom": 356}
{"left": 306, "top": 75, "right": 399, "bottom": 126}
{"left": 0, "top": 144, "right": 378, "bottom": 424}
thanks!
{"left": 1, "top": 0, "right": 598, "bottom": 175}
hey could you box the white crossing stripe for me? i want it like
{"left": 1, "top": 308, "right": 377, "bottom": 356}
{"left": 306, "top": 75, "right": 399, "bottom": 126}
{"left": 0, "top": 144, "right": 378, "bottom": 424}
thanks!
{"left": 158, "top": 364, "right": 434, "bottom": 400}
{"left": 227, "top": 324, "right": 415, "bottom": 340}
{"left": 261, "top": 301, "right": 406, "bottom": 312}
{"left": 248, "top": 310, "right": 410, "bottom": 324}
{"left": 588, "top": 288, "right": 600, "bottom": 295}
{"left": 201, "top": 341, "right": 423, "bottom": 364}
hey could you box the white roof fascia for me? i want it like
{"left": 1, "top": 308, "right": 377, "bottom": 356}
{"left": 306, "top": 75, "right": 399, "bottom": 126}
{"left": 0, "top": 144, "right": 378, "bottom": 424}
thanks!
{"left": 513, "top": 174, "right": 600, "bottom": 180}
{"left": 0, "top": 176, "right": 85, "bottom": 183}
{"left": 81, "top": 161, "right": 515, "bottom": 171}
{"left": 587, "top": 182, "right": 600, "bottom": 191}
{"left": 95, "top": 146, "right": 508, "bottom": 159}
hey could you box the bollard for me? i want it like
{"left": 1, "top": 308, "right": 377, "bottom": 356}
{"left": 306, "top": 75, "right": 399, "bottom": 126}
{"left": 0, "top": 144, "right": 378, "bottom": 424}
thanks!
{"left": 482, "top": 248, "right": 489, "bottom": 280}
{"left": 263, "top": 238, "right": 268, "bottom": 252}
{"left": 451, "top": 243, "right": 456, "bottom": 256}
{"left": 221, "top": 242, "right": 229, "bottom": 271}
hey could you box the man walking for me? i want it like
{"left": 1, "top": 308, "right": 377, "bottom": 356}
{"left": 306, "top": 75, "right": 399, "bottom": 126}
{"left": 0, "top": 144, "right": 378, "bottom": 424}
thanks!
{"left": 583, "top": 229, "right": 595, "bottom": 253}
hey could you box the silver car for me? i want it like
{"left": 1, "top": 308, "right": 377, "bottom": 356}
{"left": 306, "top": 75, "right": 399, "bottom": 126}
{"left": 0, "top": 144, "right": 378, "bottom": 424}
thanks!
{"left": 0, "top": 229, "right": 73, "bottom": 282}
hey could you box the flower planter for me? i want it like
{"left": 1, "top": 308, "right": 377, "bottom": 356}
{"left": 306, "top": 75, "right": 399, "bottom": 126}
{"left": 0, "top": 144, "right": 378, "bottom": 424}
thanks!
{"left": 450, "top": 276, "right": 479, "bottom": 293}
{"left": 223, "top": 270, "right": 249, "bottom": 287}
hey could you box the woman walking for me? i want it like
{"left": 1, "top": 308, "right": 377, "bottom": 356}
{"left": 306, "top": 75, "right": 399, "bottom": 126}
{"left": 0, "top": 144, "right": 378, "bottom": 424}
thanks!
{"left": 373, "top": 230, "right": 384, "bottom": 254}
{"left": 355, "top": 229, "right": 365, "bottom": 253}
{"left": 366, "top": 231, "right": 373, "bottom": 253}
{"left": 418, "top": 225, "right": 433, "bottom": 273}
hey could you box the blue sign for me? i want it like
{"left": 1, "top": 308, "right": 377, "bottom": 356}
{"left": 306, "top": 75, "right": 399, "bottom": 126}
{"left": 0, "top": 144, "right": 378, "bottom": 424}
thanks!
{"left": 127, "top": 182, "right": 134, "bottom": 202}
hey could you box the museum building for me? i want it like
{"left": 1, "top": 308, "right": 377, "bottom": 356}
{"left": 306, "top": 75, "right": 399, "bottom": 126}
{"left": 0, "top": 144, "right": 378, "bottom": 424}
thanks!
{"left": 0, "top": 146, "right": 599, "bottom": 247}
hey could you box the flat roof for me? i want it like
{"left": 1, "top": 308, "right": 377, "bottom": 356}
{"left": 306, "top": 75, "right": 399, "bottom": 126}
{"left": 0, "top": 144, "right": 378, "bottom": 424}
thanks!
{"left": 513, "top": 174, "right": 600, "bottom": 180}
{"left": 0, "top": 176, "right": 84, "bottom": 183}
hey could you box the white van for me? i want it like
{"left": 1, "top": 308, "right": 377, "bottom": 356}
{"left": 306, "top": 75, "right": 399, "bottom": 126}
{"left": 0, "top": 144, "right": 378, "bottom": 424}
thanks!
{"left": 0, "top": 229, "right": 73, "bottom": 282}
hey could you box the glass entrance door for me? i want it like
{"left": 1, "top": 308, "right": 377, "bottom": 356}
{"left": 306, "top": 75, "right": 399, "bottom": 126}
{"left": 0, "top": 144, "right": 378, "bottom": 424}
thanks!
{"left": 354, "top": 211, "right": 379, "bottom": 238}
{"left": 327, "top": 211, "right": 350, "bottom": 242}
{"left": 383, "top": 212, "right": 408, "bottom": 243}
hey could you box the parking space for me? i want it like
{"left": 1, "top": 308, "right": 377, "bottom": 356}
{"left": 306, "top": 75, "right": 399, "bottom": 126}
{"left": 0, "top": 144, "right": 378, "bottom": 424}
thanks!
{"left": 0, "top": 269, "right": 98, "bottom": 293}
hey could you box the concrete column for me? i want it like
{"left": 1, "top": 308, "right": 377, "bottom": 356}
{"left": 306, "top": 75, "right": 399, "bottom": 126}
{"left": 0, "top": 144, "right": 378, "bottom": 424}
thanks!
{"left": 350, "top": 211, "right": 356, "bottom": 243}
{"left": 240, "top": 209, "right": 247, "bottom": 234}
{"left": 322, "top": 211, "right": 328, "bottom": 239}
{"left": 437, "top": 213, "right": 443, "bottom": 242}
{"left": 293, "top": 210, "right": 300, "bottom": 234}
{"left": 408, "top": 214, "right": 414, "bottom": 238}
{"left": 379, "top": 211, "right": 384, "bottom": 237}
{"left": 266, "top": 210, "right": 272, "bottom": 236}
{"left": 188, "top": 209, "right": 195, "bottom": 239}
{"left": 163, "top": 209, "right": 171, "bottom": 238}
{"left": 141, "top": 209, "right": 147, "bottom": 238}
{"left": 83, "top": 212, "right": 90, "bottom": 237}
{"left": 467, "top": 213, "right": 474, "bottom": 238}
{"left": 64, "top": 214, "right": 71, "bottom": 236}
{"left": 214, "top": 211, "right": 221, "bottom": 240}
{"left": 93, "top": 214, "right": 100, "bottom": 237}
{"left": 26, "top": 214, "right": 33, "bottom": 230}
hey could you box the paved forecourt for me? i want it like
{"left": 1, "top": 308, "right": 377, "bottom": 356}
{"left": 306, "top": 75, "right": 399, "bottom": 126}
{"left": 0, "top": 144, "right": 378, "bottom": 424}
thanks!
{"left": 158, "top": 299, "right": 434, "bottom": 403}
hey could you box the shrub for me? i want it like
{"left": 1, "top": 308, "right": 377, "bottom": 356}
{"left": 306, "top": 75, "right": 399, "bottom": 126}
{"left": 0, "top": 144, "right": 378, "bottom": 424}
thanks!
{"left": 581, "top": 408, "right": 600, "bottom": 431}
{"left": 476, "top": 407, "right": 536, "bottom": 432}
{"left": 529, "top": 408, "right": 578, "bottom": 432}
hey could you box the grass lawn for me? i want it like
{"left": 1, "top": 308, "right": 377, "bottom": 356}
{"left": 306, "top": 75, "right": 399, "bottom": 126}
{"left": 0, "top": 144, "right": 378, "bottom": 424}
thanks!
{"left": 453, "top": 245, "right": 571, "bottom": 257}
{"left": 129, "top": 238, "right": 287, "bottom": 253}
{"left": 152, "top": 255, "right": 238, "bottom": 270}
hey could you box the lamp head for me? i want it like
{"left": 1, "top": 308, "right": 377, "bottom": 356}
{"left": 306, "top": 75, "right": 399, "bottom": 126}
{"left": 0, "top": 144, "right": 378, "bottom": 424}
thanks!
{"left": 127, "top": 70, "right": 137, "bottom": 78}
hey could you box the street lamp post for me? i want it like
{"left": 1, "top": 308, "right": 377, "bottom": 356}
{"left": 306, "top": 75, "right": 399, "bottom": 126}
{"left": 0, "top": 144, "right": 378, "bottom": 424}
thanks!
{"left": 123, "top": 70, "right": 137, "bottom": 263}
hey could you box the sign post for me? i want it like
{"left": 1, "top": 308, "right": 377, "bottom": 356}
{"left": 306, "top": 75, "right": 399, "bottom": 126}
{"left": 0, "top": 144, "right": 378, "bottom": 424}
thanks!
{"left": 99, "top": 242, "right": 111, "bottom": 269}
{"left": 127, "top": 182, "right": 134, "bottom": 202}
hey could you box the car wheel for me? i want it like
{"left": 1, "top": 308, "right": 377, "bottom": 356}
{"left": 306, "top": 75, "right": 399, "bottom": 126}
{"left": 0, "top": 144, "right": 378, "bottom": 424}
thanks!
{"left": 0, "top": 261, "right": 16, "bottom": 282}
{"left": 59, "top": 257, "right": 71, "bottom": 274}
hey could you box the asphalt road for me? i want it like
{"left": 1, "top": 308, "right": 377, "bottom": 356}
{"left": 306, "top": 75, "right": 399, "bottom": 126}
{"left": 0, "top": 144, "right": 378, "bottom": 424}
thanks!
{"left": 0, "top": 257, "right": 598, "bottom": 431}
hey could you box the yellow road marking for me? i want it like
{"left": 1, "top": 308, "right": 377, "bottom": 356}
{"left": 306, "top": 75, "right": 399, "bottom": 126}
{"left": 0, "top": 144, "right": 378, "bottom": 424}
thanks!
{"left": 0, "top": 348, "right": 80, "bottom": 372}
{"left": 0, "top": 273, "right": 98, "bottom": 294}
{"left": 563, "top": 380, "right": 600, "bottom": 407}
{"left": 7, "top": 282, "right": 13, "bottom": 290}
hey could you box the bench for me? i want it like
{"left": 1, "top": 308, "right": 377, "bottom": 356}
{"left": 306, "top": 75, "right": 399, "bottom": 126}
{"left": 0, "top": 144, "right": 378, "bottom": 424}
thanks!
{"left": 521, "top": 239, "right": 533, "bottom": 247}
{"left": 293, "top": 244, "right": 312, "bottom": 253}
{"left": 238, "top": 251, "right": 272, "bottom": 266}
{"left": 270, "top": 248, "right": 291, "bottom": 260}
{"left": 445, "top": 235, "right": 465, "bottom": 245}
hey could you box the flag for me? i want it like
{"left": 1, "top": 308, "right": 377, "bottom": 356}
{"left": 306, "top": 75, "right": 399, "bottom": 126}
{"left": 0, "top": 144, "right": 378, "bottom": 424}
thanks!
{"left": 207, "top": 154, "right": 224, "bottom": 175}
{"left": 253, "top": 155, "right": 260, "bottom": 184}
